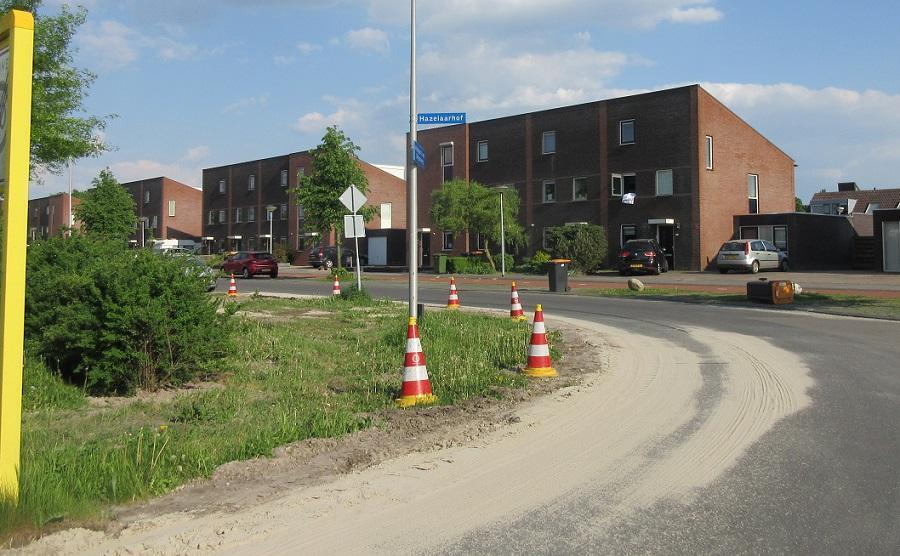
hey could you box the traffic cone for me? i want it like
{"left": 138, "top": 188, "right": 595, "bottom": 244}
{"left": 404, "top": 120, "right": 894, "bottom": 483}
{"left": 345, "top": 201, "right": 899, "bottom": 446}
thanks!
{"left": 446, "top": 276, "right": 460, "bottom": 310}
{"left": 396, "top": 316, "right": 438, "bottom": 408}
{"left": 510, "top": 281, "right": 527, "bottom": 321}
{"left": 523, "top": 304, "right": 557, "bottom": 377}
{"left": 226, "top": 274, "right": 238, "bottom": 297}
{"left": 332, "top": 276, "right": 341, "bottom": 296}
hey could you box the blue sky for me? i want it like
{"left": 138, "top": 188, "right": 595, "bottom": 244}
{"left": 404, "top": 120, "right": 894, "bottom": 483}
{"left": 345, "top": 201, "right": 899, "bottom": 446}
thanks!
{"left": 33, "top": 0, "right": 900, "bottom": 204}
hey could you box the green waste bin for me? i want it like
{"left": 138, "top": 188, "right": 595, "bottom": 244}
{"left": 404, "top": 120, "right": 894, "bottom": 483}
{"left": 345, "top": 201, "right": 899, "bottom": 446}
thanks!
{"left": 434, "top": 254, "right": 448, "bottom": 274}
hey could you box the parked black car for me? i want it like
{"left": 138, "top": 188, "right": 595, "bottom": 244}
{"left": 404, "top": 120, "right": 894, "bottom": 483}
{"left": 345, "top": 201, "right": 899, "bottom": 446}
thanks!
{"left": 308, "top": 246, "right": 367, "bottom": 269}
{"left": 617, "top": 239, "right": 670, "bottom": 275}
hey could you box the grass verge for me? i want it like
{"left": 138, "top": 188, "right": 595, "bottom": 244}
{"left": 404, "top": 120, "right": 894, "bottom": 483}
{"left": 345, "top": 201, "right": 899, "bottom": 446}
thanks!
{"left": 580, "top": 287, "right": 900, "bottom": 320}
{"left": 1, "top": 296, "right": 553, "bottom": 543}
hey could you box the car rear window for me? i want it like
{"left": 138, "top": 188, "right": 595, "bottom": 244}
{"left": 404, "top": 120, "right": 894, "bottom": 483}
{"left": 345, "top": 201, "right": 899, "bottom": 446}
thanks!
{"left": 720, "top": 241, "right": 746, "bottom": 252}
{"left": 254, "top": 253, "right": 274, "bottom": 260}
{"left": 624, "top": 241, "right": 654, "bottom": 250}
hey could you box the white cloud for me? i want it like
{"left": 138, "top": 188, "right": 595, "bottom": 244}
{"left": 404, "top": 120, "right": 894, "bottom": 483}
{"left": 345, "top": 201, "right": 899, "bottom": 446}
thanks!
{"left": 273, "top": 55, "right": 296, "bottom": 65}
{"left": 185, "top": 145, "right": 210, "bottom": 161}
{"left": 345, "top": 27, "right": 390, "bottom": 54}
{"left": 664, "top": 6, "right": 723, "bottom": 23}
{"left": 297, "top": 42, "right": 323, "bottom": 55}
{"left": 223, "top": 94, "right": 270, "bottom": 114}
{"left": 293, "top": 104, "right": 361, "bottom": 134}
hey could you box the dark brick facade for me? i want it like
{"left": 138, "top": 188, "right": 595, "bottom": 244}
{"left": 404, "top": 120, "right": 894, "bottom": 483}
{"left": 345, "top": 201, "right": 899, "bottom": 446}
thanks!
{"left": 27, "top": 193, "right": 78, "bottom": 241}
{"left": 121, "top": 177, "right": 202, "bottom": 245}
{"left": 414, "top": 85, "right": 795, "bottom": 270}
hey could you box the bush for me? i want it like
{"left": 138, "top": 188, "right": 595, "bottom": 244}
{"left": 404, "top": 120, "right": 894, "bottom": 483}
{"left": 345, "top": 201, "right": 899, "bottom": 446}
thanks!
{"left": 545, "top": 225, "right": 608, "bottom": 273}
{"left": 273, "top": 243, "right": 294, "bottom": 264}
{"left": 513, "top": 250, "right": 552, "bottom": 274}
{"left": 448, "top": 256, "right": 494, "bottom": 275}
{"left": 25, "top": 236, "right": 233, "bottom": 395}
{"left": 339, "top": 284, "right": 373, "bottom": 303}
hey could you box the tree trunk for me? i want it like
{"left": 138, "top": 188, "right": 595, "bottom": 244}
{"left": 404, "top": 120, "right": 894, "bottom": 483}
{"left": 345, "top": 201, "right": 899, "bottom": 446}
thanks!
{"left": 484, "top": 241, "right": 496, "bottom": 271}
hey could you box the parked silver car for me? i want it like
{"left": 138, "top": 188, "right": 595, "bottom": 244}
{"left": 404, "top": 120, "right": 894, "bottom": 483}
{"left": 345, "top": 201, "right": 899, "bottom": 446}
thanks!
{"left": 716, "top": 239, "right": 789, "bottom": 274}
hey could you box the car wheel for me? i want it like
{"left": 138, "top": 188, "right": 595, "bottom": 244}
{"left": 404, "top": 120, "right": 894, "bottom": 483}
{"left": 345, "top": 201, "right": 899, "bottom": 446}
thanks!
{"left": 242, "top": 267, "right": 251, "bottom": 279}
{"left": 270, "top": 269, "right": 278, "bottom": 279}
{"left": 325, "top": 259, "right": 334, "bottom": 270}
{"left": 652, "top": 261, "right": 661, "bottom": 275}
{"left": 618, "top": 268, "right": 628, "bottom": 276}
{"left": 780, "top": 259, "right": 790, "bottom": 272}
{"left": 718, "top": 268, "right": 729, "bottom": 274}
{"left": 750, "top": 260, "right": 760, "bottom": 274}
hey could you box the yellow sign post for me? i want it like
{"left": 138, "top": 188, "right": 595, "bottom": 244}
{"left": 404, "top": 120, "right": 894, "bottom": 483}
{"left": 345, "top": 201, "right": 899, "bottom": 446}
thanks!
{"left": 0, "top": 9, "right": 34, "bottom": 503}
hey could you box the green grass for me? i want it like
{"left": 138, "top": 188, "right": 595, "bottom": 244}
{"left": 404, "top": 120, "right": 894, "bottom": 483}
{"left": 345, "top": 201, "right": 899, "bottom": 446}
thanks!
{"left": 580, "top": 287, "right": 900, "bottom": 320}
{"left": 1, "top": 296, "right": 548, "bottom": 542}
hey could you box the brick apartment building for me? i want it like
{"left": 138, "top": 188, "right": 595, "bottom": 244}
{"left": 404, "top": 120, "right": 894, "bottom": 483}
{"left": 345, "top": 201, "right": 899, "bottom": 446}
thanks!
{"left": 120, "top": 177, "right": 203, "bottom": 247}
{"left": 27, "top": 192, "right": 79, "bottom": 241}
{"left": 202, "top": 152, "right": 406, "bottom": 262}
{"left": 414, "top": 85, "right": 795, "bottom": 270}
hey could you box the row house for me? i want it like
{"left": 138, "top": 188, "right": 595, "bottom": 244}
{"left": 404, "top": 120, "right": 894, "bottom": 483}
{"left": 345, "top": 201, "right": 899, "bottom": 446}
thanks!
{"left": 201, "top": 152, "right": 407, "bottom": 263}
{"left": 27, "top": 192, "right": 78, "bottom": 241}
{"left": 120, "top": 177, "right": 203, "bottom": 246}
{"left": 414, "top": 85, "right": 795, "bottom": 270}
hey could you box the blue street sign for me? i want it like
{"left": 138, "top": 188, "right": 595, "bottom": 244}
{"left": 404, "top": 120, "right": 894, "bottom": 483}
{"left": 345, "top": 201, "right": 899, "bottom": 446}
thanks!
{"left": 412, "top": 141, "right": 426, "bottom": 169}
{"left": 417, "top": 112, "right": 466, "bottom": 126}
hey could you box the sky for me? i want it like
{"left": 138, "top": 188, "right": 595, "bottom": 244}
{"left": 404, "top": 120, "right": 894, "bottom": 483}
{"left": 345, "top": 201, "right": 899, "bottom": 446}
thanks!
{"left": 31, "top": 0, "right": 900, "bottom": 204}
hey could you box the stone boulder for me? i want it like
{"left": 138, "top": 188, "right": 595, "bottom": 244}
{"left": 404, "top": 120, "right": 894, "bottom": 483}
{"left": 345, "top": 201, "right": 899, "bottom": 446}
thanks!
{"left": 627, "top": 278, "right": 645, "bottom": 292}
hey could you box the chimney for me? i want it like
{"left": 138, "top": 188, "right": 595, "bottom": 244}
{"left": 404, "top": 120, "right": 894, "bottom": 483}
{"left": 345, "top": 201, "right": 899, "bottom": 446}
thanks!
{"left": 837, "top": 182, "right": 858, "bottom": 192}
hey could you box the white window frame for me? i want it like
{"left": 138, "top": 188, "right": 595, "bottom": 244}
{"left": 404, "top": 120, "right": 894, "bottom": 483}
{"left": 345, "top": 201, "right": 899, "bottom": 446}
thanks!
{"left": 247, "top": 206, "right": 256, "bottom": 223}
{"left": 280, "top": 169, "right": 288, "bottom": 187}
{"left": 380, "top": 202, "right": 392, "bottom": 229}
{"left": 619, "top": 119, "right": 635, "bottom": 145}
{"left": 150, "top": 215, "right": 158, "bottom": 229}
{"left": 248, "top": 174, "right": 256, "bottom": 191}
{"left": 218, "top": 210, "right": 226, "bottom": 223}
{"left": 748, "top": 174, "right": 759, "bottom": 214}
{"left": 218, "top": 179, "right": 226, "bottom": 194}
{"left": 208, "top": 210, "right": 215, "bottom": 225}
{"left": 235, "top": 207, "right": 243, "bottom": 223}
{"left": 705, "top": 135, "right": 714, "bottom": 170}
{"left": 440, "top": 142, "right": 454, "bottom": 182}
{"left": 572, "top": 177, "right": 588, "bottom": 201}
{"left": 611, "top": 173, "right": 623, "bottom": 197}
{"left": 620, "top": 224, "right": 637, "bottom": 247}
{"left": 144, "top": 190, "right": 150, "bottom": 204}
{"left": 280, "top": 203, "right": 288, "bottom": 220}
{"left": 476, "top": 140, "right": 488, "bottom": 162}
{"left": 543, "top": 180, "right": 557, "bottom": 203}
{"left": 168, "top": 200, "right": 176, "bottom": 217}
{"left": 542, "top": 131, "right": 556, "bottom": 155}
{"left": 542, "top": 228, "right": 552, "bottom": 250}
{"left": 656, "top": 169, "right": 673, "bottom": 197}
{"left": 442, "top": 231, "right": 454, "bottom": 251}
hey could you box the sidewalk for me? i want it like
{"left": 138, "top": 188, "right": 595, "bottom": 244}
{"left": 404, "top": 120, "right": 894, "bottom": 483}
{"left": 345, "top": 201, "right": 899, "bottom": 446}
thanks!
{"left": 278, "top": 265, "right": 900, "bottom": 298}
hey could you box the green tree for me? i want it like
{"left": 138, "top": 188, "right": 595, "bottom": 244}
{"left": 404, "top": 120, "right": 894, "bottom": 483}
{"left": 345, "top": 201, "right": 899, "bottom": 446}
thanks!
{"left": 545, "top": 224, "right": 608, "bottom": 273}
{"left": 430, "top": 180, "right": 525, "bottom": 270}
{"left": 795, "top": 197, "right": 807, "bottom": 212}
{"left": 0, "top": 1, "right": 110, "bottom": 177}
{"left": 291, "top": 126, "right": 375, "bottom": 268}
{"left": 73, "top": 169, "right": 136, "bottom": 241}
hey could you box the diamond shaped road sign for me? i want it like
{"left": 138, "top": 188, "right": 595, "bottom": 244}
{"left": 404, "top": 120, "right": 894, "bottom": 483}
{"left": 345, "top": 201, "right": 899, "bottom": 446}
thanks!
{"left": 339, "top": 184, "right": 367, "bottom": 213}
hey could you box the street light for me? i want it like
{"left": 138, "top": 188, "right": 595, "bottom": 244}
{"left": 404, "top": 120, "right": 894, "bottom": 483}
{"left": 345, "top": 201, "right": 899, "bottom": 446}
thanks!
{"left": 493, "top": 185, "right": 515, "bottom": 277}
{"left": 138, "top": 216, "right": 149, "bottom": 247}
{"left": 265, "top": 204, "right": 277, "bottom": 253}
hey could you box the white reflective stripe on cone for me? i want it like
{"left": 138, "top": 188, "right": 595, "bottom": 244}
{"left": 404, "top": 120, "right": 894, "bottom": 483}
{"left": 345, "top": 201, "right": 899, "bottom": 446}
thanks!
{"left": 406, "top": 338, "right": 423, "bottom": 352}
{"left": 532, "top": 321, "right": 546, "bottom": 334}
{"left": 402, "top": 365, "right": 430, "bottom": 382}
{"left": 528, "top": 343, "right": 550, "bottom": 356}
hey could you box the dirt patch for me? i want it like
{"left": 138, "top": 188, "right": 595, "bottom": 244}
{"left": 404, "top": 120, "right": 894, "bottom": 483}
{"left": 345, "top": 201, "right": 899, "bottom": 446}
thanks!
{"left": 86, "top": 381, "right": 224, "bottom": 411}
{"left": 89, "top": 319, "right": 601, "bottom": 534}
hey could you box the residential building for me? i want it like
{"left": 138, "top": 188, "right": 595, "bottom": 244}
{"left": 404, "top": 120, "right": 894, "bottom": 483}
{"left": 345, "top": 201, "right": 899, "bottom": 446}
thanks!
{"left": 413, "top": 85, "right": 795, "bottom": 270}
{"left": 27, "top": 193, "right": 79, "bottom": 241}
{"left": 120, "top": 177, "right": 203, "bottom": 247}
{"left": 201, "top": 152, "right": 407, "bottom": 263}
{"left": 810, "top": 182, "right": 900, "bottom": 216}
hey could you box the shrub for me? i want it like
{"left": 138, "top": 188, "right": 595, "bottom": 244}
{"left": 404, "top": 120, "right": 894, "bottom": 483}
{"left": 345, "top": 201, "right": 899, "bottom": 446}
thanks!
{"left": 545, "top": 224, "right": 608, "bottom": 273}
{"left": 339, "top": 284, "right": 373, "bottom": 303}
{"left": 513, "top": 250, "right": 552, "bottom": 274}
{"left": 25, "top": 236, "right": 233, "bottom": 394}
{"left": 447, "top": 256, "right": 494, "bottom": 275}
{"left": 273, "top": 243, "right": 294, "bottom": 263}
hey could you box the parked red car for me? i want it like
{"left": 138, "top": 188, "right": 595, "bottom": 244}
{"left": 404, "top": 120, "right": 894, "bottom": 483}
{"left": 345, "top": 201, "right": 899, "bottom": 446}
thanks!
{"left": 222, "top": 251, "right": 278, "bottom": 279}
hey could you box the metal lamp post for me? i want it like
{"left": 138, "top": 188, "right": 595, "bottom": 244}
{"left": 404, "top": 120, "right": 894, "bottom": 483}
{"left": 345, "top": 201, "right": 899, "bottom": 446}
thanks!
{"left": 139, "top": 216, "right": 148, "bottom": 247}
{"left": 265, "top": 204, "right": 277, "bottom": 253}
{"left": 493, "top": 185, "right": 515, "bottom": 277}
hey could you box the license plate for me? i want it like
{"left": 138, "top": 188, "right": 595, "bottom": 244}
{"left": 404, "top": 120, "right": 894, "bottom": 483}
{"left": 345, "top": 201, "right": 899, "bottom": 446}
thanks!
{"left": 630, "top": 263, "right": 643, "bottom": 269}
{"left": 723, "top": 254, "right": 737, "bottom": 260}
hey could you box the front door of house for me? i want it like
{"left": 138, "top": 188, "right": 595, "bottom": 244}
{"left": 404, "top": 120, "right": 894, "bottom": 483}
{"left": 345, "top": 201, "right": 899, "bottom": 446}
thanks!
{"left": 657, "top": 225, "right": 675, "bottom": 269}
{"left": 420, "top": 232, "right": 432, "bottom": 268}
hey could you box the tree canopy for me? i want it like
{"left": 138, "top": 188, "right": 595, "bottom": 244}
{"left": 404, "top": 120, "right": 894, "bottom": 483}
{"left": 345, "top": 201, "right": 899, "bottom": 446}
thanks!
{"left": 73, "top": 169, "right": 136, "bottom": 241}
{"left": 1, "top": 0, "right": 111, "bottom": 177}
{"left": 430, "top": 179, "right": 525, "bottom": 270}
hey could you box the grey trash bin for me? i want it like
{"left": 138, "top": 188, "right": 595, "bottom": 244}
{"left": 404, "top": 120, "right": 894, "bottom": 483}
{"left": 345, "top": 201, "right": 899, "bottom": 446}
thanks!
{"left": 548, "top": 259, "right": 570, "bottom": 292}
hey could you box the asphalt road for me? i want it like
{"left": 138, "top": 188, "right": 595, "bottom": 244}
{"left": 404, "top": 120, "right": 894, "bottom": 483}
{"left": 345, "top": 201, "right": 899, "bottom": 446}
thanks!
{"left": 220, "top": 276, "right": 900, "bottom": 554}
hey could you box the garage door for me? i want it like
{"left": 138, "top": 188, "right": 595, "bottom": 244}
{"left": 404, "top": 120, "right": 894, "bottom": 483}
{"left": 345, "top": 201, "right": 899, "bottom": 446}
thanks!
{"left": 368, "top": 236, "right": 387, "bottom": 266}
{"left": 884, "top": 221, "right": 900, "bottom": 272}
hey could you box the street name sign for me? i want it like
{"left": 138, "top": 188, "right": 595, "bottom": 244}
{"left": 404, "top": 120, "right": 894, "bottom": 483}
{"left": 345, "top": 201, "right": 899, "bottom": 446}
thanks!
{"left": 417, "top": 112, "right": 466, "bottom": 126}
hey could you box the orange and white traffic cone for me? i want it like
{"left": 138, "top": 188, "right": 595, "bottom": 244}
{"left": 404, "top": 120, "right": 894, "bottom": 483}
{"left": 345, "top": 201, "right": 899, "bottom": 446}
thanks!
{"left": 226, "top": 274, "right": 238, "bottom": 297}
{"left": 396, "top": 316, "right": 438, "bottom": 408}
{"left": 446, "top": 276, "right": 460, "bottom": 310}
{"left": 510, "top": 281, "right": 527, "bottom": 321}
{"left": 332, "top": 276, "right": 341, "bottom": 296}
{"left": 523, "top": 304, "right": 557, "bottom": 377}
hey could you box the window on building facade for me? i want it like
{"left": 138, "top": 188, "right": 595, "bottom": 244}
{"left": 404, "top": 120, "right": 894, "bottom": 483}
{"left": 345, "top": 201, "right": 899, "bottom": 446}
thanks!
{"left": 656, "top": 169, "right": 673, "bottom": 196}
{"left": 442, "top": 231, "right": 454, "bottom": 250}
{"left": 249, "top": 174, "right": 256, "bottom": 191}
{"left": 280, "top": 203, "right": 288, "bottom": 220}
{"left": 611, "top": 173, "right": 636, "bottom": 196}
{"left": 475, "top": 233, "right": 486, "bottom": 250}
{"left": 543, "top": 180, "right": 557, "bottom": 203}
{"left": 235, "top": 207, "right": 243, "bottom": 223}
{"left": 866, "top": 203, "right": 881, "bottom": 214}
{"left": 380, "top": 202, "right": 392, "bottom": 229}
{"left": 542, "top": 131, "right": 556, "bottom": 154}
{"left": 281, "top": 170, "right": 288, "bottom": 187}
{"left": 218, "top": 179, "right": 226, "bottom": 193}
{"left": 441, "top": 143, "right": 454, "bottom": 182}
{"left": 144, "top": 190, "right": 150, "bottom": 204}
{"left": 167, "top": 200, "right": 176, "bottom": 217}
{"left": 619, "top": 120, "right": 635, "bottom": 145}
{"left": 748, "top": 174, "right": 759, "bottom": 214}
{"left": 248, "top": 206, "right": 255, "bottom": 222}
{"left": 296, "top": 167, "right": 305, "bottom": 182}
{"left": 218, "top": 210, "right": 226, "bottom": 223}
{"left": 208, "top": 210, "right": 215, "bottom": 225}
{"left": 621, "top": 224, "right": 637, "bottom": 246}
{"left": 542, "top": 228, "right": 552, "bottom": 250}
{"left": 150, "top": 215, "right": 158, "bottom": 229}
{"left": 705, "top": 136, "right": 714, "bottom": 170}
{"left": 573, "top": 177, "right": 588, "bottom": 201}
{"left": 477, "top": 140, "right": 488, "bottom": 162}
